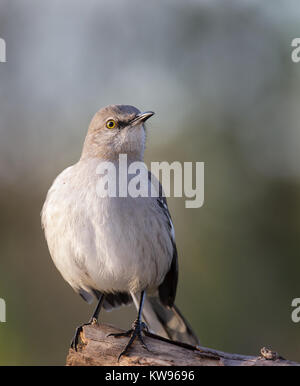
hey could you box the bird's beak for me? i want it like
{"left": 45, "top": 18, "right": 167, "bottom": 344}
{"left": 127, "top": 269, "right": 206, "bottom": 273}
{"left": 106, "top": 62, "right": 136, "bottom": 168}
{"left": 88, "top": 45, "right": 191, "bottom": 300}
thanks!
{"left": 131, "top": 111, "right": 155, "bottom": 125}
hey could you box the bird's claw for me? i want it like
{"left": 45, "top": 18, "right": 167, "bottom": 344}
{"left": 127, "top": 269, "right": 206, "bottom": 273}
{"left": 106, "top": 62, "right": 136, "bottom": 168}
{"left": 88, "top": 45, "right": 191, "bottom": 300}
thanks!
{"left": 71, "top": 318, "right": 98, "bottom": 351}
{"left": 108, "top": 319, "right": 150, "bottom": 360}
{"left": 70, "top": 325, "right": 84, "bottom": 351}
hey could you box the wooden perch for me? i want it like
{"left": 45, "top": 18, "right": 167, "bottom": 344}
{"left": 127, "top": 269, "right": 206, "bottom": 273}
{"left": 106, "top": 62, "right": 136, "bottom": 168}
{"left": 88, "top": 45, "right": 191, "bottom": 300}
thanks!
{"left": 66, "top": 323, "right": 299, "bottom": 366}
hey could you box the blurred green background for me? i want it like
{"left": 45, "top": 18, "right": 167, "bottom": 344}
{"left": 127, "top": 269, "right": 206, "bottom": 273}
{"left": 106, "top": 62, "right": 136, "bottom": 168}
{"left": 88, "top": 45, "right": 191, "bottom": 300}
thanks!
{"left": 1, "top": 0, "right": 300, "bottom": 365}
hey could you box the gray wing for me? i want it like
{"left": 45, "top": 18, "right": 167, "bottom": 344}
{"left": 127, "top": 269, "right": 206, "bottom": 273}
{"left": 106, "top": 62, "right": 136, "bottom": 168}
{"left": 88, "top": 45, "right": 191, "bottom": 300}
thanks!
{"left": 148, "top": 171, "right": 178, "bottom": 307}
{"left": 142, "top": 173, "right": 199, "bottom": 345}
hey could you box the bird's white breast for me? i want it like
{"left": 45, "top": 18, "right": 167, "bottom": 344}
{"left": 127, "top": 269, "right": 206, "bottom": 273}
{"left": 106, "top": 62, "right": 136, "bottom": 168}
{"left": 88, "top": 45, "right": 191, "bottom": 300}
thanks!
{"left": 41, "top": 158, "right": 173, "bottom": 297}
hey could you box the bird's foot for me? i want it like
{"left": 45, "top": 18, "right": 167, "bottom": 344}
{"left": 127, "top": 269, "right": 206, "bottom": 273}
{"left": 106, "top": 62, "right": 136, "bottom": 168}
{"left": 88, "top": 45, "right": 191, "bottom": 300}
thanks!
{"left": 108, "top": 319, "right": 150, "bottom": 360}
{"left": 70, "top": 317, "right": 98, "bottom": 351}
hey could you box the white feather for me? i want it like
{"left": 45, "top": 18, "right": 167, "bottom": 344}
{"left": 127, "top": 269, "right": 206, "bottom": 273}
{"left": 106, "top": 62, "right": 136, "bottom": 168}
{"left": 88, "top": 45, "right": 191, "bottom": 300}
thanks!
{"left": 41, "top": 158, "right": 173, "bottom": 298}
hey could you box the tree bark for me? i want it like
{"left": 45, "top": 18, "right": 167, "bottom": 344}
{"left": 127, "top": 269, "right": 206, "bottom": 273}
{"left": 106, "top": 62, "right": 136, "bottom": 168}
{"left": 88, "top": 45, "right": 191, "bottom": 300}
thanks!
{"left": 66, "top": 323, "right": 299, "bottom": 366}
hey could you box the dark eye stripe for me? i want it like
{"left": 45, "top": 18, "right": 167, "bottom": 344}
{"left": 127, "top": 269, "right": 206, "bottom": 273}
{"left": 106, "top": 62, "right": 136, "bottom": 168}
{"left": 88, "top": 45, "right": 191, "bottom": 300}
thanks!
{"left": 117, "top": 121, "right": 127, "bottom": 129}
{"left": 106, "top": 116, "right": 137, "bottom": 130}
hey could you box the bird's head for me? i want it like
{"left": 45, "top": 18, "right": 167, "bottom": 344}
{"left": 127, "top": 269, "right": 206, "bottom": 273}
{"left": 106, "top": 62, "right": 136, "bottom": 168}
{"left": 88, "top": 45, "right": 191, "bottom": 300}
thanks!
{"left": 81, "top": 104, "right": 154, "bottom": 161}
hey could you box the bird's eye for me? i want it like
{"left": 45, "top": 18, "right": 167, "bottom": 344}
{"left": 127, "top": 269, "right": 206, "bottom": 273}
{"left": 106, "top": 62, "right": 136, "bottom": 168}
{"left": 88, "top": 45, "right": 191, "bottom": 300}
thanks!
{"left": 106, "top": 119, "right": 116, "bottom": 129}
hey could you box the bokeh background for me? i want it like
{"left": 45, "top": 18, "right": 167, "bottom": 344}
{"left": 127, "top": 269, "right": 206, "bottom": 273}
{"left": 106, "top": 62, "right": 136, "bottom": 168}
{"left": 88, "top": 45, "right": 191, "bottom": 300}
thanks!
{"left": 0, "top": 0, "right": 300, "bottom": 365}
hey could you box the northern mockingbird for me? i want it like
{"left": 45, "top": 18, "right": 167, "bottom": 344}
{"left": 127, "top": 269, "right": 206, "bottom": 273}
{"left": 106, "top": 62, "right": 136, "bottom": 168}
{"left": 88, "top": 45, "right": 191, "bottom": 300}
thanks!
{"left": 41, "top": 104, "right": 199, "bottom": 358}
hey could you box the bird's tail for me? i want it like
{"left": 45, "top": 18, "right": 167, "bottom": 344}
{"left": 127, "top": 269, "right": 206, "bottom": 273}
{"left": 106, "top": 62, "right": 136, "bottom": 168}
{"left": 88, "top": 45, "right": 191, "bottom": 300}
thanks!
{"left": 132, "top": 293, "right": 199, "bottom": 346}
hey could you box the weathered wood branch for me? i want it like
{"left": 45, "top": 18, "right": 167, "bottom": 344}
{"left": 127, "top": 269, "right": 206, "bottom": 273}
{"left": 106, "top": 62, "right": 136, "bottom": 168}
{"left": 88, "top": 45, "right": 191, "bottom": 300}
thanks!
{"left": 66, "top": 323, "right": 299, "bottom": 366}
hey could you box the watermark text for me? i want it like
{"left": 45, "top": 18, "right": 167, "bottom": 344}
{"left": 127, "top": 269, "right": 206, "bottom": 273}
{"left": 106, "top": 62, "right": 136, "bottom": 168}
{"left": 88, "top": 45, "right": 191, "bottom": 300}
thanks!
{"left": 96, "top": 154, "right": 204, "bottom": 208}
{"left": 0, "top": 298, "right": 6, "bottom": 322}
{"left": 291, "top": 38, "right": 300, "bottom": 63}
{"left": 291, "top": 298, "right": 300, "bottom": 323}
{"left": 0, "top": 38, "right": 6, "bottom": 63}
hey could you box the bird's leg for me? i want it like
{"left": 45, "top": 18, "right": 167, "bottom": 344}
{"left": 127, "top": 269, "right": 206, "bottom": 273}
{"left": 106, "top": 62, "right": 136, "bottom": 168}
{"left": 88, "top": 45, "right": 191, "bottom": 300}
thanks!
{"left": 108, "top": 291, "right": 149, "bottom": 360}
{"left": 71, "top": 294, "right": 104, "bottom": 350}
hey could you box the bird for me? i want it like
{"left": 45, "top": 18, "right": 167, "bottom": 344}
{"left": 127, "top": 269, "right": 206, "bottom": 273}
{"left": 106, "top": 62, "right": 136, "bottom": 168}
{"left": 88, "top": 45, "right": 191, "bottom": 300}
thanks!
{"left": 41, "top": 104, "right": 199, "bottom": 359}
